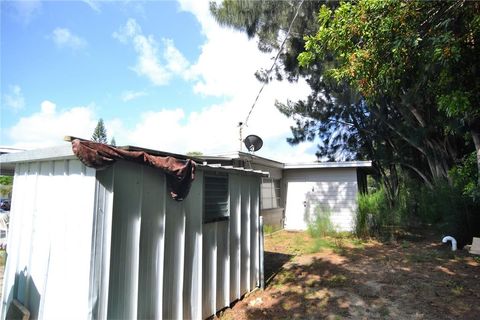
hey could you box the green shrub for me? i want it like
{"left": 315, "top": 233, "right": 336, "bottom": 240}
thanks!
{"left": 307, "top": 206, "right": 336, "bottom": 238}
{"left": 355, "top": 188, "right": 391, "bottom": 238}
{"left": 356, "top": 173, "right": 478, "bottom": 246}
{"left": 450, "top": 151, "right": 480, "bottom": 202}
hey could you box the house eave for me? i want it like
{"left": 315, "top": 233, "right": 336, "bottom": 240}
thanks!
{"left": 284, "top": 161, "right": 372, "bottom": 169}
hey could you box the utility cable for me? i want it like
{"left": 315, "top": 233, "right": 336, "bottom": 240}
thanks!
{"left": 242, "top": 0, "right": 305, "bottom": 128}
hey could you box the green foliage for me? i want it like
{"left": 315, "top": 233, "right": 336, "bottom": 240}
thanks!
{"left": 356, "top": 176, "right": 477, "bottom": 244}
{"left": 186, "top": 151, "right": 203, "bottom": 157}
{"left": 356, "top": 188, "right": 391, "bottom": 238}
{"left": 307, "top": 206, "right": 336, "bottom": 238}
{"left": 0, "top": 176, "right": 13, "bottom": 197}
{"left": 309, "top": 237, "right": 337, "bottom": 253}
{"left": 0, "top": 185, "right": 12, "bottom": 198}
{"left": 0, "top": 176, "right": 13, "bottom": 185}
{"left": 300, "top": 0, "right": 480, "bottom": 186}
{"left": 110, "top": 137, "right": 116, "bottom": 146}
{"left": 212, "top": 1, "right": 480, "bottom": 240}
{"left": 437, "top": 91, "right": 472, "bottom": 118}
{"left": 263, "top": 224, "right": 281, "bottom": 235}
{"left": 92, "top": 118, "right": 108, "bottom": 144}
{"left": 450, "top": 151, "right": 480, "bottom": 201}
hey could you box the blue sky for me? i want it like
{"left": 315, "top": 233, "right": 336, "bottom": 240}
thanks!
{"left": 1, "top": 0, "right": 318, "bottom": 162}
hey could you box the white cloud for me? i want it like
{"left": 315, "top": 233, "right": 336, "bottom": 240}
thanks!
{"left": 52, "top": 28, "right": 87, "bottom": 50}
{"left": 10, "top": 0, "right": 42, "bottom": 25}
{"left": 121, "top": 90, "right": 147, "bottom": 102}
{"left": 109, "top": 78, "right": 315, "bottom": 162}
{"left": 5, "top": 2, "right": 319, "bottom": 163}
{"left": 113, "top": 19, "right": 191, "bottom": 86}
{"left": 2, "top": 85, "right": 25, "bottom": 110}
{"left": 172, "top": 0, "right": 317, "bottom": 162}
{"left": 8, "top": 100, "right": 97, "bottom": 149}
{"left": 163, "top": 39, "right": 191, "bottom": 79}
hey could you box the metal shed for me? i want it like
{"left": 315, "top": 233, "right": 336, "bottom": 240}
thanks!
{"left": 0, "top": 142, "right": 266, "bottom": 319}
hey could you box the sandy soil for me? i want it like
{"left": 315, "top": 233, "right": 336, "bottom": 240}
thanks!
{"left": 218, "top": 231, "right": 480, "bottom": 320}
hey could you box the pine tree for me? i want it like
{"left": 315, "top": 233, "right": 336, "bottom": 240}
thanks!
{"left": 92, "top": 119, "right": 108, "bottom": 144}
{"left": 110, "top": 137, "right": 116, "bottom": 146}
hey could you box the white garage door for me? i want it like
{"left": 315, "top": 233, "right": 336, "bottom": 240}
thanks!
{"left": 284, "top": 169, "right": 358, "bottom": 232}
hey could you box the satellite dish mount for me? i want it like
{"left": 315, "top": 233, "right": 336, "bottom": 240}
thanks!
{"left": 243, "top": 135, "right": 263, "bottom": 153}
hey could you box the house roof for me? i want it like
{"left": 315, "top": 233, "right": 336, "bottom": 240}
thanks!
{"left": 283, "top": 161, "right": 372, "bottom": 169}
{"left": 201, "top": 152, "right": 372, "bottom": 170}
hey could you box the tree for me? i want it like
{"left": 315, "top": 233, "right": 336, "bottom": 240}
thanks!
{"left": 92, "top": 119, "right": 108, "bottom": 144}
{"left": 299, "top": 0, "right": 480, "bottom": 186}
{"left": 186, "top": 151, "right": 203, "bottom": 157}
{"left": 210, "top": 0, "right": 434, "bottom": 204}
{"left": 110, "top": 137, "right": 116, "bottom": 146}
{"left": 210, "top": 0, "right": 477, "bottom": 205}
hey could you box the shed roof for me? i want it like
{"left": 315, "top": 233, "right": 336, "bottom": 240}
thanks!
{"left": 0, "top": 143, "right": 268, "bottom": 177}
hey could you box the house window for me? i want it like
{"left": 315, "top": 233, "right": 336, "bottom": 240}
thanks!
{"left": 204, "top": 174, "right": 229, "bottom": 223}
{"left": 261, "top": 178, "right": 281, "bottom": 210}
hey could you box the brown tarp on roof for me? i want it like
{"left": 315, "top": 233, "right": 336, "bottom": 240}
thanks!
{"left": 71, "top": 139, "right": 195, "bottom": 201}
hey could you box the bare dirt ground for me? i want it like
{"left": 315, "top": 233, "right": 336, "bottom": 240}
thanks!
{"left": 218, "top": 231, "right": 480, "bottom": 320}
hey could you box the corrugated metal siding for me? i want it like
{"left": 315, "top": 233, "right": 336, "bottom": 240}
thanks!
{"left": 228, "top": 174, "right": 241, "bottom": 302}
{"left": 101, "top": 165, "right": 261, "bottom": 320}
{"left": 1, "top": 160, "right": 97, "bottom": 319}
{"left": 249, "top": 176, "right": 260, "bottom": 289}
{"left": 137, "top": 165, "right": 166, "bottom": 320}
{"left": 2, "top": 159, "right": 262, "bottom": 320}
{"left": 89, "top": 166, "right": 114, "bottom": 320}
{"left": 183, "top": 170, "right": 203, "bottom": 320}
{"left": 202, "top": 222, "right": 217, "bottom": 319}
{"left": 216, "top": 220, "right": 230, "bottom": 311}
{"left": 107, "top": 161, "right": 143, "bottom": 319}
{"left": 240, "top": 176, "right": 251, "bottom": 295}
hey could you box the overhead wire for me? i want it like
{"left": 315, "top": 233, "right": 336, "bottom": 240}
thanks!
{"left": 242, "top": 0, "right": 305, "bottom": 128}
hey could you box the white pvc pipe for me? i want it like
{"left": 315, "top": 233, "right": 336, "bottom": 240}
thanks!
{"left": 442, "top": 236, "right": 457, "bottom": 251}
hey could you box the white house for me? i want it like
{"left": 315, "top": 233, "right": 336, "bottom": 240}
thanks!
{"left": 201, "top": 152, "right": 372, "bottom": 232}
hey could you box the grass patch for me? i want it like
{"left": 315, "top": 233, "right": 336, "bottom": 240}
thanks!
{"left": 0, "top": 250, "right": 6, "bottom": 266}
{"left": 263, "top": 224, "right": 281, "bottom": 235}
{"left": 378, "top": 305, "right": 390, "bottom": 317}
{"left": 265, "top": 231, "right": 315, "bottom": 255}
{"left": 401, "top": 240, "right": 410, "bottom": 249}
{"left": 271, "top": 269, "right": 297, "bottom": 287}
{"left": 323, "top": 274, "right": 348, "bottom": 287}
{"left": 451, "top": 285, "right": 464, "bottom": 296}
{"left": 310, "top": 238, "right": 337, "bottom": 253}
{"left": 308, "top": 234, "right": 364, "bottom": 255}
{"left": 306, "top": 206, "right": 366, "bottom": 254}
{"left": 407, "top": 250, "right": 453, "bottom": 263}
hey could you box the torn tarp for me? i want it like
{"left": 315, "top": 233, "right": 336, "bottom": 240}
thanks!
{"left": 71, "top": 139, "right": 195, "bottom": 201}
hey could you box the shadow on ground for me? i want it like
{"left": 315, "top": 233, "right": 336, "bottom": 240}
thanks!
{"left": 223, "top": 233, "right": 480, "bottom": 320}
{"left": 264, "top": 251, "right": 293, "bottom": 284}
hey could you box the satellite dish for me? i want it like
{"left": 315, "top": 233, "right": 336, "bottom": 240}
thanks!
{"left": 243, "top": 134, "right": 263, "bottom": 152}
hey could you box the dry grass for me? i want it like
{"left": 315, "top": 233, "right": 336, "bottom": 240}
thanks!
{"left": 217, "top": 230, "right": 480, "bottom": 320}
